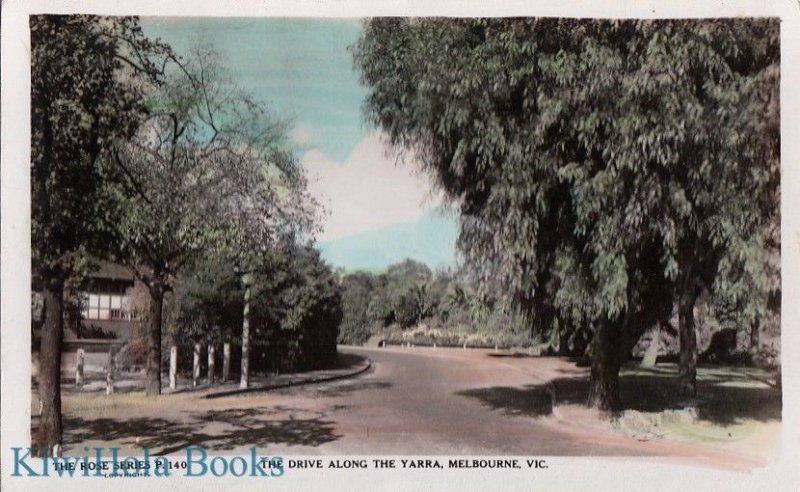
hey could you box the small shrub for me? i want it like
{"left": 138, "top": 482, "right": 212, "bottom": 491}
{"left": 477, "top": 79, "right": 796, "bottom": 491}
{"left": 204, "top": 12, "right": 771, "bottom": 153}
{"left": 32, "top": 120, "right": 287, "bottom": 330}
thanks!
{"left": 116, "top": 337, "right": 148, "bottom": 372}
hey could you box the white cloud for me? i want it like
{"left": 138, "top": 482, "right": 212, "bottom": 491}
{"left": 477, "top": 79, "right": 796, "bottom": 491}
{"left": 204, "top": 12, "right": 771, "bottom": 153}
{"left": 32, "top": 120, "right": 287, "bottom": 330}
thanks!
{"left": 301, "top": 132, "right": 442, "bottom": 241}
{"left": 289, "top": 123, "right": 316, "bottom": 147}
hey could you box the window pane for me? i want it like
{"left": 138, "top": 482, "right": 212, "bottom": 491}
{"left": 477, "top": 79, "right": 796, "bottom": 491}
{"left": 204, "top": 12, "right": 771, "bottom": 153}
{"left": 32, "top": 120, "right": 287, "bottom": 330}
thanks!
{"left": 110, "top": 295, "right": 121, "bottom": 309}
{"left": 88, "top": 294, "right": 99, "bottom": 309}
{"left": 98, "top": 308, "right": 111, "bottom": 320}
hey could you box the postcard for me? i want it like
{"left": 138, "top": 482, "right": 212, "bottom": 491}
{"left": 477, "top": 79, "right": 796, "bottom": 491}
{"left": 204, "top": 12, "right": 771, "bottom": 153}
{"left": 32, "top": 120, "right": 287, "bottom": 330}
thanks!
{"left": 2, "top": 1, "right": 799, "bottom": 491}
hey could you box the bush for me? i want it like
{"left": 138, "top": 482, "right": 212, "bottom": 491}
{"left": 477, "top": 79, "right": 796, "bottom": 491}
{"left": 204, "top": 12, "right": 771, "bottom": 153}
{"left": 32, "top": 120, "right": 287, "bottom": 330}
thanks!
{"left": 116, "top": 337, "right": 148, "bottom": 372}
{"left": 167, "top": 244, "right": 342, "bottom": 375}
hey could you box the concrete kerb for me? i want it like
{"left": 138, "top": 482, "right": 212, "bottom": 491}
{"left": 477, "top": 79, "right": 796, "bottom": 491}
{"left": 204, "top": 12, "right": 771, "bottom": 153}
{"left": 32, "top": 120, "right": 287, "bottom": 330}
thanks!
{"left": 202, "top": 357, "right": 372, "bottom": 399}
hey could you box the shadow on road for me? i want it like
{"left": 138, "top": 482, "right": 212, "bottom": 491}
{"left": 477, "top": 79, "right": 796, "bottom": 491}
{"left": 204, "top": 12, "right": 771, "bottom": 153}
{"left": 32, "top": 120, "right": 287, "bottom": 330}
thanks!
{"left": 486, "top": 353, "right": 533, "bottom": 359}
{"left": 64, "top": 404, "right": 342, "bottom": 455}
{"left": 311, "top": 379, "right": 393, "bottom": 397}
{"left": 269, "top": 362, "right": 392, "bottom": 398}
{"left": 57, "top": 354, "right": 381, "bottom": 454}
{"left": 333, "top": 352, "right": 369, "bottom": 371}
{"left": 456, "top": 367, "right": 782, "bottom": 425}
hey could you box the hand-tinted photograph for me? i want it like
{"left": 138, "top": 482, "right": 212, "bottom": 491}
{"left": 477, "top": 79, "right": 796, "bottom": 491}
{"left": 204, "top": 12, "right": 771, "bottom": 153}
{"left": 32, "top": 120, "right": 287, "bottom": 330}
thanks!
{"left": 29, "top": 15, "right": 780, "bottom": 470}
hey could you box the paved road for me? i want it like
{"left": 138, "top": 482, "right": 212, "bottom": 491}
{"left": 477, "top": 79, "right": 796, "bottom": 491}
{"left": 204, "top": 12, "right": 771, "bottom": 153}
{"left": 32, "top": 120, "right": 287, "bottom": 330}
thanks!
{"left": 259, "top": 346, "right": 646, "bottom": 455}
{"left": 60, "top": 345, "right": 772, "bottom": 466}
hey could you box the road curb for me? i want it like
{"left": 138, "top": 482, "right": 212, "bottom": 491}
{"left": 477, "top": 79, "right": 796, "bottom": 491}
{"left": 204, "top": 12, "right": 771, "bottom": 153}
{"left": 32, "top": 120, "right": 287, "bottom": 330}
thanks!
{"left": 203, "top": 358, "right": 372, "bottom": 399}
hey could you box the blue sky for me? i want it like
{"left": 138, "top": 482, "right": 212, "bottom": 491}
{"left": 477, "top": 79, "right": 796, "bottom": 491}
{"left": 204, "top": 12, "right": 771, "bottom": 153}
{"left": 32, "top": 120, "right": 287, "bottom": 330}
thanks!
{"left": 141, "top": 18, "right": 458, "bottom": 271}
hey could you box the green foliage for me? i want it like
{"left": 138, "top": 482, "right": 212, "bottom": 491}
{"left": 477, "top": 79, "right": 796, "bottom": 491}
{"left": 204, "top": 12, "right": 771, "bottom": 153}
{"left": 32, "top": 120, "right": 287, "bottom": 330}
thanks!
{"left": 240, "top": 243, "right": 342, "bottom": 371}
{"left": 354, "top": 17, "right": 779, "bottom": 354}
{"left": 31, "top": 15, "right": 169, "bottom": 287}
{"left": 338, "top": 272, "right": 377, "bottom": 344}
{"left": 111, "top": 43, "right": 318, "bottom": 289}
{"left": 337, "top": 260, "right": 532, "bottom": 347}
{"left": 170, "top": 243, "right": 342, "bottom": 373}
{"left": 169, "top": 254, "right": 243, "bottom": 344}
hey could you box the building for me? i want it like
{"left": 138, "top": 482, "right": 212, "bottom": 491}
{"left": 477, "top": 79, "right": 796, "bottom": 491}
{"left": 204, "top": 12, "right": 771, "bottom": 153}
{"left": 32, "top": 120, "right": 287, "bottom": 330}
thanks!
{"left": 73, "top": 261, "right": 139, "bottom": 341}
{"left": 32, "top": 261, "right": 142, "bottom": 381}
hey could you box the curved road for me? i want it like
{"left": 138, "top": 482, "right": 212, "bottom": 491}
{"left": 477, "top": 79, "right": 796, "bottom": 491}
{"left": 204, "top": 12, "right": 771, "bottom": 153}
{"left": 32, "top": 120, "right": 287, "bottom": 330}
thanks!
{"left": 262, "top": 346, "right": 649, "bottom": 455}
{"left": 63, "top": 345, "right": 762, "bottom": 463}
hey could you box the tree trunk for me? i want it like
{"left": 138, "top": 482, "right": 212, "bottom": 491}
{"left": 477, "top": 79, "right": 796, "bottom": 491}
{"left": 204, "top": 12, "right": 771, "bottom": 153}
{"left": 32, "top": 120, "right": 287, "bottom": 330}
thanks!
{"left": 749, "top": 317, "right": 760, "bottom": 354}
{"left": 678, "top": 292, "right": 698, "bottom": 398}
{"left": 240, "top": 280, "right": 251, "bottom": 389}
{"left": 640, "top": 324, "right": 661, "bottom": 368}
{"left": 145, "top": 283, "right": 164, "bottom": 396}
{"left": 587, "top": 319, "right": 622, "bottom": 411}
{"left": 35, "top": 280, "right": 64, "bottom": 456}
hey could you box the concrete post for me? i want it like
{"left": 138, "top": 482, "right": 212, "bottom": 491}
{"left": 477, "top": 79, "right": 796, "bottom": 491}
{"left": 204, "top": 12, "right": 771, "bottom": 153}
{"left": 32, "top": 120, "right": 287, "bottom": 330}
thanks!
{"left": 75, "top": 348, "right": 85, "bottom": 388}
{"left": 105, "top": 347, "right": 115, "bottom": 395}
{"left": 193, "top": 343, "right": 201, "bottom": 387}
{"left": 641, "top": 324, "right": 661, "bottom": 368}
{"left": 222, "top": 342, "right": 231, "bottom": 382}
{"left": 208, "top": 344, "right": 215, "bottom": 385}
{"left": 169, "top": 345, "right": 178, "bottom": 390}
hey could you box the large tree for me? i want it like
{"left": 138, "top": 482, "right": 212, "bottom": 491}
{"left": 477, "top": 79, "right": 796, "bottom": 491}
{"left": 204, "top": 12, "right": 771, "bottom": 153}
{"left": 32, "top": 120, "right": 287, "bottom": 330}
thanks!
{"left": 31, "top": 15, "right": 168, "bottom": 454}
{"left": 112, "top": 44, "right": 316, "bottom": 395}
{"left": 625, "top": 20, "right": 779, "bottom": 396}
{"left": 354, "top": 18, "right": 779, "bottom": 409}
{"left": 338, "top": 272, "right": 378, "bottom": 345}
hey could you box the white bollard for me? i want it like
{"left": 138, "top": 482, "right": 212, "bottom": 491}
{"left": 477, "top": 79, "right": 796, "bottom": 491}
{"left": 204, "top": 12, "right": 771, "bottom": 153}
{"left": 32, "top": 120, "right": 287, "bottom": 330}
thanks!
{"left": 105, "top": 347, "right": 115, "bottom": 395}
{"left": 193, "top": 343, "right": 201, "bottom": 387}
{"left": 75, "top": 348, "right": 85, "bottom": 388}
{"left": 222, "top": 342, "right": 231, "bottom": 382}
{"left": 208, "top": 344, "right": 215, "bottom": 385}
{"left": 169, "top": 345, "right": 178, "bottom": 390}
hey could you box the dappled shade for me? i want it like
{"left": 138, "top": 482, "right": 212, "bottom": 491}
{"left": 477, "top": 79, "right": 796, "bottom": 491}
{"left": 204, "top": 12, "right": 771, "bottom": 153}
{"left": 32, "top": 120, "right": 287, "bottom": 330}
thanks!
{"left": 63, "top": 405, "right": 341, "bottom": 456}
{"left": 457, "top": 365, "right": 781, "bottom": 426}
